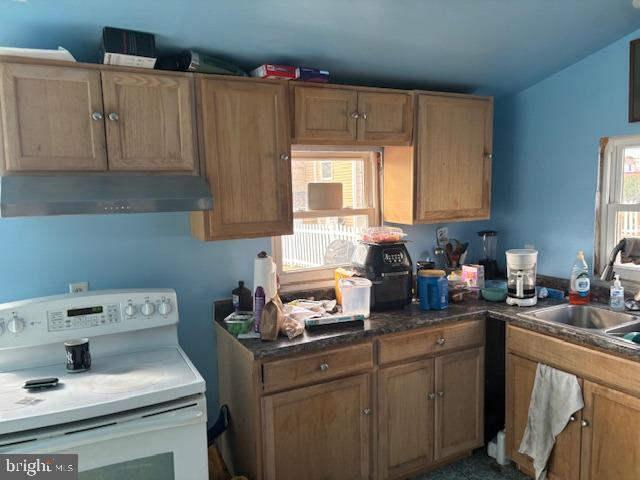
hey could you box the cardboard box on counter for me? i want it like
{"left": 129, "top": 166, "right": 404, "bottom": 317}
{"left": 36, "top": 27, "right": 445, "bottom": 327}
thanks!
{"left": 461, "top": 264, "right": 485, "bottom": 289}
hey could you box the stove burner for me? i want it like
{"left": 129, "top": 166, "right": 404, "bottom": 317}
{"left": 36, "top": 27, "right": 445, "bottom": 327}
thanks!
{"left": 88, "top": 363, "right": 169, "bottom": 394}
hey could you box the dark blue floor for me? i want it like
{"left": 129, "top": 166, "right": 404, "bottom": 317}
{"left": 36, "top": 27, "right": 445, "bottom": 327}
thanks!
{"left": 416, "top": 450, "right": 530, "bottom": 480}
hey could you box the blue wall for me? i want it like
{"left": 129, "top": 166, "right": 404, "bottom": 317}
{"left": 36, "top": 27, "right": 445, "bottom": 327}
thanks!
{"left": 491, "top": 28, "right": 640, "bottom": 277}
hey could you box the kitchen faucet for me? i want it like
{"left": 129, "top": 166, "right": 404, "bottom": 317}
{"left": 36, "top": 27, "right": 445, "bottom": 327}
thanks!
{"left": 601, "top": 238, "right": 640, "bottom": 307}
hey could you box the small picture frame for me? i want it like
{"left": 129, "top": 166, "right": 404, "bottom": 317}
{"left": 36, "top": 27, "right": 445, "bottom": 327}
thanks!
{"left": 630, "top": 39, "right": 640, "bottom": 122}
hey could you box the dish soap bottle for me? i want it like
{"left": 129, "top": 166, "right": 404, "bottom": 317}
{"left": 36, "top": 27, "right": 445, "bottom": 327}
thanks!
{"left": 569, "top": 251, "right": 591, "bottom": 305}
{"left": 610, "top": 274, "right": 625, "bottom": 311}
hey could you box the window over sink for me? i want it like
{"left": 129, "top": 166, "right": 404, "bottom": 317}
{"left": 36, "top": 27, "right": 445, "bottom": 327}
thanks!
{"left": 272, "top": 150, "right": 381, "bottom": 289}
{"left": 596, "top": 135, "right": 640, "bottom": 282}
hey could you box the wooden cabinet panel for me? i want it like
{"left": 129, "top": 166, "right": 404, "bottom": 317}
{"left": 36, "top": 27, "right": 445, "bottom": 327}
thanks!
{"left": 435, "top": 347, "right": 484, "bottom": 459}
{"left": 580, "top": 381, "right": 640, "bottom": 480}
{"left": 414, "top": 94, "right": 492, "bottom": 222}
{"left": 506, "top": 353, "right": 582, "bottom": 480}
{"left": 191, "top": 78, "right": 292, "bottom": 241}
{"left": 293, "top": 86, "right": 357, "bottom": 143}
{"left": 261, "top": 374, "right": 371, "bottom": 480}
{"left": 262, "top": 342, "right": 372, "bottom": 392}
{"left": 378, "top": 359, "right": 434, "bottom": 479}
{"left": 101, "top": 71, "right": 196, "bottom": 172}
{"left": 357, "top": 91, "right": 413, "bottom": 144}
{"left": 0, "top": 63, "right": 107, "bottom": 172}
{"left": 377, "top": 319, "right": 484, "bottom": 366}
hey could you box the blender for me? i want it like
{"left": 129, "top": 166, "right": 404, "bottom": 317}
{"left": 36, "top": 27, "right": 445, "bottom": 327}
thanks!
{"left": 478, "top": 231, "right": 498, "bottom": 279}
{"left": 505, "top": 249, "right": 538, "bottom": 306}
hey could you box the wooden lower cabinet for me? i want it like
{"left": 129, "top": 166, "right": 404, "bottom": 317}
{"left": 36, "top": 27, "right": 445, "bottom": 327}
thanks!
{"left": 506, "top": 353, "right": 581, "bottom": 480}
{"left": 262, "top": 373, "right": 372, "bottom": 480}
{"left": 435, "top": 347, "right": 484, "bottom": 460}
{"left": 377, "top": 346, "right": 484, "bottom": 480}
{"left": 580, "top": 381, "right": 640, "bottom": 480}
{"left": 506, "top": 327, "right": 640, "bottom": 480}
{"left": 378, "top": 359, "right": 435, "bottom": 479}
{"left": 216, "top": 321, "right": 485, "bottom": 480}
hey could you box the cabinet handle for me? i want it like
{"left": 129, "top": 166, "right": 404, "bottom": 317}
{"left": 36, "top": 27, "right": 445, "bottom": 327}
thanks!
{"left": 319, "top": 362, "right": 329, "bottom": 372}
{"left": 361, "top": 408, "right": 372, "bottom": 416}
{"left": 581, "top": 419, "right": 589, "bottom": 428}
{"left": 350, "top": 112, "right": 360, "bottom": 119}
{"left": 108, "top": 112, "right": 119, "bottom": 122}
{"left": 485, "top": 153, "right": 493, "bottom": 160}
{"left": 91, "top": 112, "right": 103, "bottom": 121}
{"left": 360, "top": 112, "right": 367, "bottom": 120}
{"left": 280, "top": 153, "right": 290, "bottom": 161}
{"left": 569, "top": 415, "right": 576, "bottom": 422}
{"left": 428, "top": 393, "right": 436, "bottom": 400}
{"left": 437, "top": 391, "right": 445, "bottom": 398}
{"left": 436, "top": 336, "right": 446, "bottom": 346}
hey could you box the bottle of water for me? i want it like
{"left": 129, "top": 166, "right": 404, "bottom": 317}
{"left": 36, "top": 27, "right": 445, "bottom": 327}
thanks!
{"left": 569, "top": 251, "right": 590, "bottom": 305}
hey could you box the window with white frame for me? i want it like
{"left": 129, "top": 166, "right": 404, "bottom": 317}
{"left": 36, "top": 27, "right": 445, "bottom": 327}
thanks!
{"left": 272, "top": 150, "right": 381, "bottom": 288}
{"left": 597, "top": 135, "right": 640, "bottom": 282}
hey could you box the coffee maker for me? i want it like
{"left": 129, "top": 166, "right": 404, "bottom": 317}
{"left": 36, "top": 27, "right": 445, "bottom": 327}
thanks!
{"left": 505, "top": 249, "right": 538, "bottom": 307}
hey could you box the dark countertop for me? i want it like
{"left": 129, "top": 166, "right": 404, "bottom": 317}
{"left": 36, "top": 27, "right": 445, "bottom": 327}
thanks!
{"left": 214, "top": 298, "right": 640, "bottom": 362}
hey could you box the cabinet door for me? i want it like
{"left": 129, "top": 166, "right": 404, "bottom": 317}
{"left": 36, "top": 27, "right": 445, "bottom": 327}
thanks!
{"left": 580, "top": 381, "right": 640, "bottom": 480}
{"left": 0, "top": 63, "right": 107, "bottom": 172}
{"left": 378, "top": 359, "right": 435, "bottom": 479}
{"left": 434, "top": 347, "right": 484, "bottom": 460}
{"left": 506, "top": 354, "right": 582, "bottom": 480}
{"left": 357, "top": 91, "right": 413, "bottom": 144}
{"left": 414, "top": 94, "right": 492, "bottom": 222}
{"left": 261, "top": 374, "right": 372, "bottom": 480}
{"left": 191, "top": 78, "right": 292, "bottom": 241}
{"left": 101, "top": 71, "right": 196, "bottom": 172}
{"left": 292, "top": 85, "right": 357, "bottom": 143}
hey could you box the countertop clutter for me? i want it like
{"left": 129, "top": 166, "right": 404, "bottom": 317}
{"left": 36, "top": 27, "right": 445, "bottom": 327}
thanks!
{"left": 215, "top": 296, "right": 640, "bottom": 361}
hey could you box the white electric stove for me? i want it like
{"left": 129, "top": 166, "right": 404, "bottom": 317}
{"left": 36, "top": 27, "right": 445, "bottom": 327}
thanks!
{"left": 0, "top": 289, "right": 208, "bottom": 479}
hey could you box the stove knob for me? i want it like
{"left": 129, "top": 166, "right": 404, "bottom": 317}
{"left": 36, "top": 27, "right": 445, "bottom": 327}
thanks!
{"left": 7, "top": 315, "right": 25, "bottom": 334}
{"left": 125, "top": 303, "right": 137, "bottom": 317}
{"left": 141, "top": 300, "right": 155, "bottom": 317}
{"left": 158, "top": 298, "right": 172, "bottom": 316}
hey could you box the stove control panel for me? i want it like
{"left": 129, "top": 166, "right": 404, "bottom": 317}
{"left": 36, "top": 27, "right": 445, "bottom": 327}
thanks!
{"left": 0, "top": 289, "right": 178, "bottom": 348}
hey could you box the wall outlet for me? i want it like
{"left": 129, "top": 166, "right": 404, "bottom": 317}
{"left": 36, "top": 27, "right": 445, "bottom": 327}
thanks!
{"left": 69, "top": 281, "right": 89, "bottom": 293}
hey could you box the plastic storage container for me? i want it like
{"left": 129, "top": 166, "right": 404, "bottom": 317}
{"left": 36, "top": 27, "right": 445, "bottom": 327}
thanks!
{"left": 417, "top": 270, "right": 448, "bottom": 310}
{"left": 223, "top": 312, "right": 254, "bottom": 337}
{"left": 340, "top": 277, "right": 372, "bottom": 318}
{"left": 361, "top": 226, "right": 406, "bottom": 244}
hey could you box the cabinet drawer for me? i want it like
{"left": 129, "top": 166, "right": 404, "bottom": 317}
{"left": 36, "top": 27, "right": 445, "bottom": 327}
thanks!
{"left": 378, "top": 320, "right": 484, "bottom": 365}
{"left": 262, "top": 342, "right": 373, "bottom": 392}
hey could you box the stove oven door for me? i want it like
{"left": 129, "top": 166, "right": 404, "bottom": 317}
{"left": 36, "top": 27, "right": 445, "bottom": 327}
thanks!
{"left": 1, "top": 395, "right": 208, "bottom": 480}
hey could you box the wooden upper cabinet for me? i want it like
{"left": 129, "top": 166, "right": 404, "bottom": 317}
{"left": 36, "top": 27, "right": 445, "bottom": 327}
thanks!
{"left": 506, "top": 353, "right": 582, "bottom": 480}
{"left": 415, "top": 94, "right": 492, "bottom": 222}
{"left": 357, "top": 91, "right": 413, "bottom": 144}
{"left": 191, "top": 78, "right": 293, "bottom": 241}
{"left": 101, "top": 71, "right": 197, "bottom": 172}
{"left": 434, "top": 347, "right": 484, "bottom": 460}
{"left": 293, "top": 85, "right": 357, "bottom": 143}
{"left": 292, "top": 85, "right": 413, "bottom": 145}
{"left": 383, "top": 93, "right": 492, "bottom": 224}
{"left": 378, "top": 359, "right": 434, "bottom": 480}
{"left": 580, "top": 381, "right": 640, "bottom": 480}
{"left": 0, "top": 63, "right": 107, "bottom": 172}
{"left": 261, "top": 374, "right": 372, "bottom": 480}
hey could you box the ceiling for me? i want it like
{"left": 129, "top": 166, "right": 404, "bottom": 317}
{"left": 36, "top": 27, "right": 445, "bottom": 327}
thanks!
{"left": 1, "top": 0, "right": 640, "bottom": 95}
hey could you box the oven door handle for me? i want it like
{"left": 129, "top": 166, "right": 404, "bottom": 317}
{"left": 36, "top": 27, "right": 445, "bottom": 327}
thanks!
{"left": 6, "top": 408, "right": 205, "bottom": 454}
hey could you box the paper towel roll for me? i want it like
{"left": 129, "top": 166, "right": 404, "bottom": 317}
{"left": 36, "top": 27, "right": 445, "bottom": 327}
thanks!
{"left": 254, "top": 251, "right": 277, "bottom": 300}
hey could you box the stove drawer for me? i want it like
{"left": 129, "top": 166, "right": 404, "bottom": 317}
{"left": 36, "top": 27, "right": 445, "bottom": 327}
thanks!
{"left": 377, "top": 319, "right": 485, "bottom": 365}
{"left": 261, "top": 342, "right": 373, "bottom": 392}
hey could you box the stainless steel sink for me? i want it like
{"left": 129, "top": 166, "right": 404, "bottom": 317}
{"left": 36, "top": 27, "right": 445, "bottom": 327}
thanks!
{"left": 604, "top": 322, "right": 640, "bottom": 337}
{"left": 523, "top": 304, "right": 640, "bottom": 330}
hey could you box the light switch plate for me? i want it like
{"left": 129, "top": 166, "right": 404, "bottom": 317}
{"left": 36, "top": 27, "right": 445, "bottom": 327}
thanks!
{"left": 69, "top": 281, "right": 89, "bottom": 293}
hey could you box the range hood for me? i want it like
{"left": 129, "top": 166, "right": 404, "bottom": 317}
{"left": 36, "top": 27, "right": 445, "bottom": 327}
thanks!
{"left": 0, "top": 174, "right": 213, "bottom": 217}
